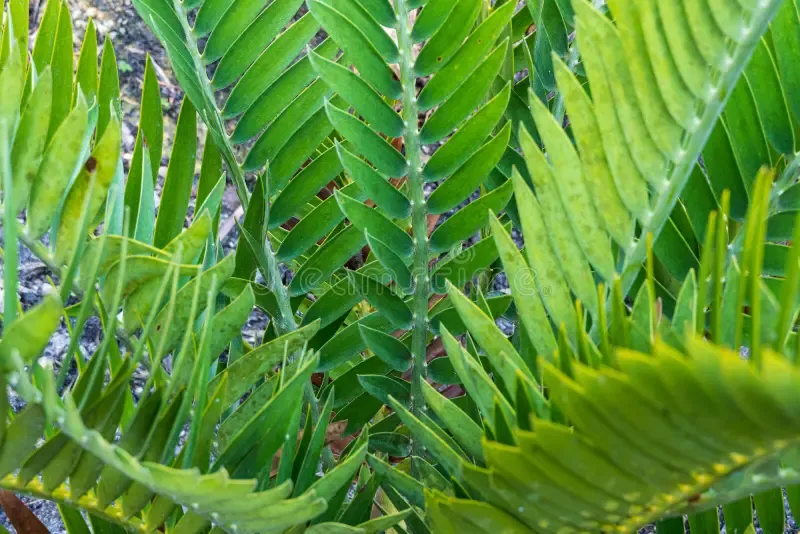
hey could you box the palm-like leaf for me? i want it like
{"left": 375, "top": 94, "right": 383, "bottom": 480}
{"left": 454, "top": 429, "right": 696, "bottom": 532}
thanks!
{"left": 131, "top": 0, "right": 327, "bottom": 200}
{"left": 403, "top": 170, "right": 800, "bottom": 532}
{"left": 6, "top": 323, "right": 377, "bottom": 534}
{"left": 303, "top": 0, "right": 524, "bottom": 450}
{"left": 131, "top": 0, "right": 379, "bottom": 338}
{"left": 425, "top": 337, "right": 800, "bottom": 533}
{"left": 647, "top": 0, "right": 800, "bottom": 315}
{"left": 359, "top": 0, "right": 800, "bottom": 530}
{"left": 519, "top": 0, "right": 793, "bottom": 323}
{"left": 1, "top": 3, "right": 406, "bottom": 531}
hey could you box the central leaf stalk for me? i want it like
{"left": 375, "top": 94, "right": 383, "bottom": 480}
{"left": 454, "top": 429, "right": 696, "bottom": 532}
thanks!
{"left": 396, "top": 0, "right": 429, "bottom": 463}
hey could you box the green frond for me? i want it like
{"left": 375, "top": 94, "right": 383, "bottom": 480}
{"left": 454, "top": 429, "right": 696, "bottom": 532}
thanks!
{"left": 297, "top": 0, "right": 531, "bottom": 457}
{"left": 3, "top": 344, "right": 338, "bottom": 533}
{"left": 407, "top": 170, "right": 800, "bottom": 531}
{"left": 4, "top": 0, "right": 800, "bottom": 530}
{"left": 0, "top": 3, "right": 414, "bottom": 531}
{"left": 426, "top": 336, "right": 800, "bottom": 533}
{"left": 0, "top": 222, "right": 373, "bottom": 532}
{"left": 131, "top": 0, "right": 384, "bottom": 342}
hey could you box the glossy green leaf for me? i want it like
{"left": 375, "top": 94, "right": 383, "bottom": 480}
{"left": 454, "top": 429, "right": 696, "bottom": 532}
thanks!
{"left": 132, "top": 141, "right": 156, "bottom": 245}
{"left": 277, "top": 182, "right": 365, "bottom": 262}
{"left": 307, "top": 0, "right": 401, "bottom": 99}
{"left": 146, "top": 255, "right": 235, "bottom": 351}
{"left": 489, "top": 211, "right": 558, "bottom": 359}
{"left": 553, "top": 57, "right": 634, "bottom": 246}
{"left": 430, "top": 230, "right": 502, "bottom": 294}
{"left": 518, "top": 129, "right": 599, "bottom": 318}
{"left": 232, "top": 37, "right": 339, "bottom": 144}
{"left": 0, "top": 26, "right": 24, "bottom": 136}
{"left": 206, "top": 0, "right": 302, "bottom": 72}
{"left": 11, "top": 68, "right": 52, "bottom": 212}
{"left": 427, "top": 122, "right": 511, "bottom": 215}
{"left": 317, "top": 313, "right": 394, "bottom": 371}
{"left": 213, "top": 354, "right": 317, "bottom": 469}
{"left": 0, "top": 404, "right": 45, "bottom": 478}
{"left": 365, "top": 231, "right": 414, "bottom": 294}
{"left": 359, "top": 375, "right": 411, "bottom": 407}
{"left": 55, "top": 113, "right": 121, "bottom": 264}
{"left": 338, "top": 144, "right": 410, "bottom": 220}
{"left": 31, "top": 0, "right": 59, "bottom": 71}
{"left": 301, "top": 265, "right": 377, "bottom": 330}
{"left": 445, "top": 280, "right": 538, "bottom": 400}
{"left": 309, "top": 430, "right": 369, "bottom": 501}
{"left": 74, "top": 18, "right": 98, "bottom": 104}
{"left": 235, "top": 172, "right": 269, "bottom": 280}
{"left": 265, "top": 99, "right": 337, "bottom": 181}
{"left": 420, "top": 40, "right": 509, "bottom": 144}
{"left": 220, "top": 12, "right": 320, "bottom": 114}
{"left": 336, "top": 189, "right": 413, "bottom": 256}
{"left": 367, "top": 454, "right": 426, "bottom": 507}
{"left": 388, "top": 397, "right": 464, "bottom": 480}
{"left": 324, "top": 0, "right": 398, "bottom": 63}
{"left": 294, "top": 389, "right": 336, "bottom": 496}
{"left": 754, "top": 488, "right": 785, "bottom": 534}
{"left": 211, "top": 321, "right": 321, "bottom": 408}
{"left": 323, "top": 356, "right": 391, "bottom": 410}
{"left": 529, "top": 91, "right": 616, "bottom": 281}
{"left": 153, "top": 97, "right": 195, "bottom": 247}
{"left": 428, "top": 357, "right": 461, "bottom": 385}
{"left": 429, "top": 180, "right": 513, "bottom": 254}
{"left": 269, "top": 147, "right": 343, "bottom": 230}
{"left": 414, "top": 0, "right": 482, "bottom": 77}
{"left": 772, "top": 0, "right": 800, "bottom": 126}
{"left": 349, "top": 270, "right": 413, "bottom": 329}
{"left": 528, "top": 0, "right": 568, "bottom": 93}
{"left": 417, "top": 0, "right": 515, "bottom": 110}
{"left": 421, "top": 381, "right": 484, "bottom": 461}
{"left": 359, "top": 324, "right": 411, "bottom": 371}
{"left": 96, "top": 38, "right": 120, "bottom": 141}
{"left": 723, "top": 78, "right": 771, "bottom": 196}
{"left": 124, "top": 54, "right": 163, "bottom": 232}
{"left": 325, "top": 101, "right": 407, "bottom": 178}
{"left": 0, "top": 295, "right": 62, "bottom": 369}
{"left": 354, "top": 0, "right": 395, "bottom": 28}
{"left": 429, "top": 295, "right": 512, "bottom": 335}
{"left": 47, "top": 2, "right": 73, "bottom": 142}
{"left": 368, "top": 432, "right": 411, "bottom": 457}
{"left": 744, "top": 39, "right": 795, "bottom": 154}
{"left": 216, "top": 376, "right": 276, "bottom": 449}
{"left": 423, "top": 83, "right": 510, "bottom": 181}
{"left": 245, "top": 80, "right": 333, "bottom": 172}
{"left": 289, "top": 225, "right": 365, "bottom": 296}
{"left": 412, "top": 0, "right": 454, "bottom": 42}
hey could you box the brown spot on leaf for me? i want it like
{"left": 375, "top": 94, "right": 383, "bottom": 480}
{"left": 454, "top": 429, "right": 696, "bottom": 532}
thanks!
{"left": 85, "top": 156, "right": 98, "bottom": 172}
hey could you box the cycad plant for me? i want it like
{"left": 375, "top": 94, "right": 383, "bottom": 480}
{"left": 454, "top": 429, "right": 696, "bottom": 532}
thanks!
{"left": 133, "top": 0, "right": 533, "bottom": 460}
{"left": 0, "top": 1, "right": 408, "bottom": 532}
{"left": 300, "top": 0, "right": 799, "bottom": 532}
{"left": 306, "top": 0, "right": 523, "bottom": 451}
{"left": 301, "top": 0, "right": 800, "bottom": 531}
{"left": 2, "top": 0, "right": 800, "bottom": 531}
{"left": 397, "top": 171, "right": 800, "bottom": 533}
